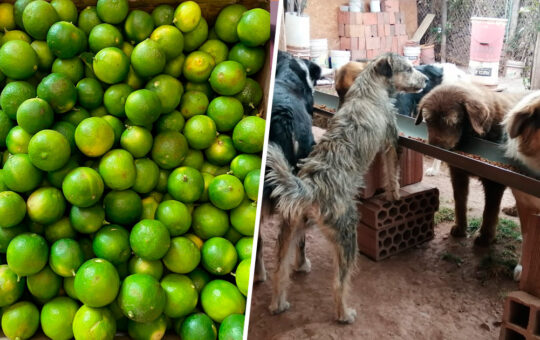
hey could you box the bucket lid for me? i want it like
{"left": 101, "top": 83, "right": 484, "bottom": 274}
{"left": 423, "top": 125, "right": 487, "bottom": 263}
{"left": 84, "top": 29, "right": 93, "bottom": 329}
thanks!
{"left": 471, "top": 17, "right": 508, "bottom": 23}
{"left": 330, "top": 50, "right": 351, "bottom": 56}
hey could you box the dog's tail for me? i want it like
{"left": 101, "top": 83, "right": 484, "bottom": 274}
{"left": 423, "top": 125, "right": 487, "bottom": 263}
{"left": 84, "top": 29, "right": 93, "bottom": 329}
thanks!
{"left": 265, "top": 143, "right": 314, "bottom": 221}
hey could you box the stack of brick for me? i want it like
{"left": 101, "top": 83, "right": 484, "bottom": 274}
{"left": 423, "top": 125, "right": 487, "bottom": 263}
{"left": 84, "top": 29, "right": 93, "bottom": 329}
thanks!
{"left": 337, "top": 0, "right": 409, "bottom": 60}
{"left": 500, "top": 291, "right": 540, "bottom": 339}
{"left": 357, "top": 183, "right": 439, "bottom": 261}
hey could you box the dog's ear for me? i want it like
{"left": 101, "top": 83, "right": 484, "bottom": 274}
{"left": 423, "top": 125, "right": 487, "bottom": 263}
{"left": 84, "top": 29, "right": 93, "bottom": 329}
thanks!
{"left": 374, "top": 55, "right": 392, "bottom": 78}
{"left": 463, "top": 98, "right": 492, "bottom": 136}
{"left": 308, "top": 62, "right": 322, "bottom": 82}
{"left": 507, "top": 106, "right": 540, "bottom": 138}
{"left": 414, "top": 101, "right": 425, "bottom": 125}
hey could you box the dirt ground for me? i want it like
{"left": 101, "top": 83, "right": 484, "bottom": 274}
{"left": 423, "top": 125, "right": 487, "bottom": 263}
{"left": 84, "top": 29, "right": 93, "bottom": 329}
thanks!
{"left": 248, "top": 158, "right": 522, "bottom": 340}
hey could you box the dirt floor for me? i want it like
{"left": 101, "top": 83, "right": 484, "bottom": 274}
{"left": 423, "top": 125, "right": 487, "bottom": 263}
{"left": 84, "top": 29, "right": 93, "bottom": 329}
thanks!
{"left": 248, "top": 158, "right": 522, "bottom": 340}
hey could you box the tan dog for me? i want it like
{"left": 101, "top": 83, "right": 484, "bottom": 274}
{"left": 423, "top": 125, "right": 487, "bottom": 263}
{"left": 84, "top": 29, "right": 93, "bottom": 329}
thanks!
{"left": 334, "top": 61, "right": 369, "bottom": 107}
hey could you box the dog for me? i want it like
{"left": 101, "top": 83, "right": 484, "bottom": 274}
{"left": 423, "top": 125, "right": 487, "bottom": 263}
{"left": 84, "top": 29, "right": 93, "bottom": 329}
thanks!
{"left": 265, "top": 53, "right": 426, "bottom": 323}
{"left": 334, "top": 60, "right": 369, "bottom": 107}
{"left": 254, "top": 51, "right": 322, "bottom": 283}
{"left": 503, "top": 91, "right": 540, "bottom": 281}
{"left": 415, "top": 83, "right": 527, "bottom": 247}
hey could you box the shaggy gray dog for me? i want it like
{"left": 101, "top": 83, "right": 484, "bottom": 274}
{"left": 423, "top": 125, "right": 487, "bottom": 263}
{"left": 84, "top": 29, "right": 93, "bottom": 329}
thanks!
{"left": 265, "top": 53, "right": 427, "bottom": 323}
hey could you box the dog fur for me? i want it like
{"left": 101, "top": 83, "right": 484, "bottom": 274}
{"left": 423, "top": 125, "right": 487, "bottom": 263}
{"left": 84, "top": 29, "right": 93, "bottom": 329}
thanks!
{"left": 265, "top": 53, "right": 426, "bottom": 323}
{"left": 415, "top": 83, "right": 527, "bottom": 246}
{"left": 255, "top": 51, "right": 322, "bottom": 283}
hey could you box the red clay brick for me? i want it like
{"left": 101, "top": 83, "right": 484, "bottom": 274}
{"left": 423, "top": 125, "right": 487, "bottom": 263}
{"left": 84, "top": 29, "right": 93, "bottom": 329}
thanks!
{"left": 382, "top": 0, "right": 400, "bottom": 12}
{"left": 339, "top": 24, "right": 345, "bottom": 37}
{"left": 385, "top": 35, "right": 393, "bottom": 51}
{"left": 340, "top": 37, "right": 351, "bottom": 50}
{"left": 364, "top": 25, "right": 372, "bottom": 38}
{"left": 377, "top": 13, "right": 385, "bottom": 24}
{"left": 394, "top": 12, "right": 402, "bottom": 24}
{"left": 384, "top": 24, "right": 392, "bottom": 36}
{"left": 499, "top": 291, "right": 540, "bottom": 339}
{"left": 354, "top": 12, "right": 363, "bottom": 25}
{"left": 388, "top": 11, "right": 396, "bottom": 24}
{"left": 338, "top": 10, "right": 350, "bottom": 24}
{"left": 383, "top": 12, "right": 391, "bottom": 24}
{"left": 351, "top": 37, "right": 359, "bottom": 50}
{"left": 380, "top": 37, "right": 386, "bottom": 52}
{"left": 363, "top": 12, "right": 378, "bottom": 25}
{"left": 378, "top": 24, "right": 385, "bottom": 37}
{"left": 366, "top": 37, "right": 381, "bottom": 50}
{"left": 371, "top": 24, "right": 378, "bottom": 36}
{"left": 351, "top": 25, "right": 364, "bottom": 37}
{"left": 390, "top": 24, "right": 396, "bottom": 36}
{"left": 351, "top": 49, "right": 367, "bottom": 60}
{"left": 358, "top": 35, "right": 366, "bottom": 50}
{"left": 367, "top": 49, "right": 376, "bottom": 59}
{"left": 392, "top": 36, "right": 399, "bottom": 53}
{"left": 398, "top": 23, "right": 407, "bottom": 35}
{"left": 344, "top": 24, "right": 351, "bottom": 37}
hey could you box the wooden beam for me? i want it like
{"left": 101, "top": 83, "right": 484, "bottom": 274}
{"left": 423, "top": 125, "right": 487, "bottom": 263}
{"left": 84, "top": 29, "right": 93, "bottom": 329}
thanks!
{"left": 508, "top": 0, "right": 521, "bottom": 40}
{"left": 440, "top": 0, "right": 448, "bottom": 62}
{"left": 411, "top": 14, "right": 435, "bottom": 43}
{"left": 532, "top": 33, "right": 540, "bottom": 90}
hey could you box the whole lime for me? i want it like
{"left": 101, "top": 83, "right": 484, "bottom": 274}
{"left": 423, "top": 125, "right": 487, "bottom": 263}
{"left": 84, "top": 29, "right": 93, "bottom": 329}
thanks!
{"left": 74, "top": 258, "right": 120, "bottom": 307}
{"left": 118, "top": 273, "right": 166, "bottom": 323}
{"left": 1, "top": 301, "right": 40, "bottom": 340}
{"left": 201, "top": 280, "right": 246, "bottom": 323}
{"left": 72, "top": 305, "right": 117, "bottom": 340}
{"left": 130, "top": 219, "right": 171, "bottom": 261}
{"left": 7, "top": 233, "right": 49, "bottom": 277}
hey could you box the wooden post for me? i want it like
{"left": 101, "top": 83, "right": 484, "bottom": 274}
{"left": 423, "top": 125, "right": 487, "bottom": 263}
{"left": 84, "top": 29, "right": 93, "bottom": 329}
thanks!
{"left": 532, "top": 33, "right": 540, "bottom": 90}
{"left": 508, "top": 0, "right": 521, "bottom": 40}
{"left": 278, "top": 1, "right": 286, "bottom": 51}
{"left": 519, "top": 213, "right": 540, "bottom": 297}
{"left": 440, "top": 0, "right": 447, "bottom": 63}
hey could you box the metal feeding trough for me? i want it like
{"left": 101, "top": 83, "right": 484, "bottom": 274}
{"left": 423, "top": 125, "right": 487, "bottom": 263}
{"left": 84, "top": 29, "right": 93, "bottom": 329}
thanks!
{"left": 313, "top": 90, "right": 540, "bottom": 197}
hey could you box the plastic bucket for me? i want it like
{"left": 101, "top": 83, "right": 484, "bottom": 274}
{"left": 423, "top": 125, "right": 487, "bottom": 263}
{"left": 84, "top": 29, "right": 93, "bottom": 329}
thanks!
{"left": 470, "top": 17, "right": 507, "bottom": 63}
{"left": 370, "top": 0, "right": 381, "bottom": 12}
{"left": 469, "top": 60, "right": 499, "bottom": 85}
{"left": 310, "top": 39, "right": 329, "bottom": 68}
{"left": 285, "top": 12, "right": 310, "bottom": 49}
{"left": 330, "top": 50, "right": 351, "bottom": 70}
{"left": 404, "top": 44, "right": 421, "bottom": 65}
{"left": 504, "top": 60, "right": 525, "bottom": 79}
{"left": 420, "top": 44, "right": 435, "bottom": 65}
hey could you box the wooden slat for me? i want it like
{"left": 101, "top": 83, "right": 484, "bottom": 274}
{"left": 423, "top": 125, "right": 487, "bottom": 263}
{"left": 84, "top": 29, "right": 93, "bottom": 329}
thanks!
{"left": 411, "top": 13, "right": 435, "bottom": 43}
{"left": 532, "top": 32, "right": 540, "bottom": 90}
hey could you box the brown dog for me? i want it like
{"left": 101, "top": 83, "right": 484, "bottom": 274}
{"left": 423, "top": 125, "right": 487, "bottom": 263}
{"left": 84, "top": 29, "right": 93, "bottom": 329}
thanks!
{"left": 415, "top": 83, "right": 527, "bottom": 246}
{"left": 334, "top": 61, "right": 369, "bottom": 107}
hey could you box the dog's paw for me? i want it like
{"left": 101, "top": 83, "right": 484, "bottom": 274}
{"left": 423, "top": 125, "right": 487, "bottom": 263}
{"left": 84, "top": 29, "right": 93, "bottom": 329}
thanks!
{"left": 513, "top": 264, "right": 522, "bottom": 282}
{"left": 450, "top": 225, "right": 467, "bottom": 238}
{"left": 269, "top": 300, "right": 290, "bottom": 315}
{"left": 337, "top": 308, "right": 357, "bottom": 324}
{"left": 425, "top": 167, "right": 438, "bottom": 177}
{"left": 385, "top": 190, "right": 400, "bottom": 202}
{"left": 474, "top": 234, "right": 494, "bottom": 248}
{"left": 294, "top": 258, "right": 311, "bottom": 273}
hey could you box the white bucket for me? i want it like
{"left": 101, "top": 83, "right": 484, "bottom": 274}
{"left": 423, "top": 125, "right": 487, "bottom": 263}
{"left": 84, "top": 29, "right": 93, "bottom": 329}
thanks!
{"left": 504, "top": 60, "right": 525, "bottom": 79}
{"left": 370, "top": 0, "right": 381, "bottom": 12}
{"left": 469, "top": 60, "right": 499, "bottom": 85}
{"left": 310, "top": 39, "right": 329, "bottom": 68}
{"left": 330, "top": 50, "right": 351, "bottom": 70}
{"left": 404, "top": 45, "right": 421, "bottom": 65}
{"left": 285, "top": 12, "right": 310, "bottom": 49}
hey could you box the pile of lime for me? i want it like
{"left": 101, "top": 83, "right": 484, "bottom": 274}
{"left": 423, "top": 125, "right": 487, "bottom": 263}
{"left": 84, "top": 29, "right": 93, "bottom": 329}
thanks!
{"left": 0, "top": 0, "right": 269, "bottom": 339}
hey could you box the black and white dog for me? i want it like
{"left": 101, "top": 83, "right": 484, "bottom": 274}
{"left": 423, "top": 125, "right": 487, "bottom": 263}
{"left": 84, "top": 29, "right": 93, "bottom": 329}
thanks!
{"left": 395, "top": 64, "right": 443, "bottom": 117}
{"left": 254, "top": 51, "right": 322, "bottom": 282}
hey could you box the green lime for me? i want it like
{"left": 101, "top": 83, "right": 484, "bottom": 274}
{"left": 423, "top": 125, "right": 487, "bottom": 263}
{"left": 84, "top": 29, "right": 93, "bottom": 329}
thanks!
{"left": 0, "top": 191, "right": 26, "bottom": 228}
{"left": 50, "top": 238, "right": 84, "bottom": 277}
{"left": 22, "top": 0, "right": 59, "bottom": 40}
{"left": 70, "top": 204, "right": 104, "bottom": 234}
{"left": 132, "top": 158, "right": 159, "bottom": 194}
{"left": 0, "top": 40, "right": 38, "bottom": 80}
{"left": 6, "top": 126, "right": 30, "bottom": 154}
{"left": 128, "top": 314, "right": 167, "bottom": 340}
{"left": 199, "top": 39, "right": 229, "bottom": 64}
{"left": 31, "top": 40, "right": 54, "bottom": 71}
{"left": 184, "top": 233, "right": 203, "bottom": 249}
{"left": 16, "top": 98, "right": 54, "bottom": 134}
{"left": 52, "top": 121, "right": 76, "bottom": 153}
{"left": 219, "top": 314, "right": 244, "bottom": 340}
{"left": 192, "top": 203, "right": 229, "bottom": 240}
{"left": 74, "top": 258, "right": 120, "bottom": 307}
{"left": 128, "top": 256, "right": 163, "bottom": 280}
{"left": 156, "top": 169, "right": 170, "bottom": 192}
{"left": 93, "top": 225, "right": 131, "bottom": 264}
{"left": 232, "top": 116, "right": 265, "bottom": 153}
{"left": 200, "top": 172, "right": 214, "bottom": 202}
{"left": 186, "top": 81, "right": 214, "bottom": 99}
{"left": 27, "top": 265, "right": 62, "bottom": 301}
{"left": 229, "top": 43, "right": 265, "bottom": 75}
{"left": 184, "top": 115, "right": 217, "bottom": 150}
{"left": 118, "top": 273, "right": 166, "bottom": 323}
{"left": 63, "top": 276, "right": 77, "bottom": 299}
{"left": 156, "top": 110, "right": 185, "bottom": 133}
{"left": 180, "top": 91, "right": 209, "bottom": 119}
{"left": 184, "top": 17, "right": 208, "bottom": 52}
{"left": 125, "top": 89, "right": 163, "bottom": 126}
{"left": 104, "top": 83, "right": 132, "bottom": 117}
{"left": 62, "top": 167, "right": 104, "bottom": 207}
{"left": 61, "top": 107, "right": 90, "bottom": 126}
{"left": 188, "top": 267, "right": 210, "bottom": 293}
{"left": 235, "top": 237, "right": 253, "bottom": 261}
{"left": 51, "top": 0, "right": 77, "bottom": 22}
{"left": 98, "top": 149, "right": 136, "bottom": 190}
{"left": 125, "top": 66, "right": 144, "bottom": 89}
{"left": 96, "top": 0, "right": 128, "bottom": 24}
{"left": 46, "top": 157, "right": 78, "bottom": 188}
{"left": 140, "top": 195, "right": 159, "bottom": 220}
{"left": 122, "top": 41, "right": 134, "bottom": 57}
{"left": 7, "top": 233, "right": 48, "bottom": 276}
{"left": 201, "top": 279, "right": 246, "bottom": 323}
{"left": 208, "top": 26, "right": 219, "bottom": 40}
{"left": 152, "top": 4, "right": 174, "bottom": 26}
{"left": 44, "top": 217, "right": 76, "bottom": 243}
{"left": 167, "top": 166, "right": 204, "bottom": 203}
{"left": 207, "top": 97, "right": 244, "bottom": 132}
{"left": 120, "top": 125, "right": 153, "bottom": 158}
{"left": 208, "top": 174, "right": 244, "bottom": 210}
{"left": 182, "top": 149, "right": 204, "bottom": 170}
{"left": 72, "top": 305, "right": 116, "bottom": 340}
{"left": 75, "top": 117, "right": 115, "bottom": 157}
{"left": 77, "top": 78, "right": 103, "bottom": 110}
{"left": 104, "top": 115, "right": 126, "bottom": 144}
{"left": 37, "top": 73, "right": 77, "bottom": 113}
{"left": 234, "top": 77, "right": 263, "bottom": 110}
{"left": 201, "top": 237, "right": 237, "bottom": 275}
{"left": 47, "top": 21, "right": 86, "bottom": 59}
{"left": 28, "top": 129, "right": 71, "bottom": 171}
{"left": 3, "top": 154, "right": 43, "bottom": 193}
{"left": 93, "top": 47, "right": 130, "bottom": 84}
{"left": 164, "top": 53, "right": 186, "bottom": 77}
{"left": 0, "top": 30, "right": 31, "bottom": 45}
{"left": 103, "top": 190, "right": 142, "bottom": 225}
{"left": 0, "top": 265, "right": 25, "bottom": 307}
{"left": 151, "top": 131, "right": 188, "bottom": 169}
{"left": 0, "top": 3, "right": 15, "bottom": 31}
{"left": 78, "top": 6, "right": 102, "bottom": 35}
{"left": 156, "top": 200, "right": 192, "bottom": 236}
{"left": 131, "top": 39, "right": 166, "bottom": 77}
{"left": 235, "top": 258, "right": 250, "bottom": 296}
{"left": 180, "top": 313, "right": 217, "bottom": 340}
{"left": 215, "top": 4, "right": 247, "bottom": 43}
{"left": 237, "top": 9, "right": 270, "bottom": 47}
{"left": 183, "top": 51, "right": 215, "bottom": 83}
{"left": 161, "top": 274, "right": 198, "bottom": 318}
{"left": 40, "top": 296, "right": 79, "bottom": 340}
{"left": 173, "top": 1, "right": 201, "bottom": 33}
{"left": 163, "top": 236, "right": 201, "bottom": 274}
{"left": 1, "top": 301, "right": 40, "bottom": 340}
{"left": 27, "top": 187, "right": 66, "bottom": 225}
{"left": 52, "top": 57, "right": 85, "bottom": 84}
{"left": 0, "top": 224, "right": 27, "bottom": 253}
{"left": 88, "top": 23, "right": 123, "bottom": 52}
{"left": 230, "top": 154, "right": 261, "bottom": 180}
{"left": 244, "top": 169, "right": 260, "bottom": 201}
{"left": 130, "top": 219, "right": 171, "bottom": 260}
{"left": 78, "top": 238, "right": 95, "bottom": 260}
{"left": 0, "top": 81, "right": 36, "bottom": 120}
{"left": 125, "top": 10, "right": 154, "bottom": 44}
{"left": 14, "top": 0, "right": 34, "bottom": 30}
{"left": 146, "top": 74, "right": 184, "bottom": 113}
{"left": 150, "top": 25, "right": 184, "bottom": 60}
{"left": 209, "top": 61, "right": 246, "bottom": 96}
